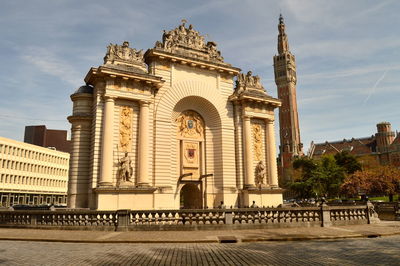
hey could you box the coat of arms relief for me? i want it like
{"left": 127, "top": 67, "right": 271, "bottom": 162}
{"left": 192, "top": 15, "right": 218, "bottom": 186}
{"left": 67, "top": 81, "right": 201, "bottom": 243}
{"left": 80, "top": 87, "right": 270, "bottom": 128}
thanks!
{"left": 176, "top": 110, "right": 204, "bottom": 139}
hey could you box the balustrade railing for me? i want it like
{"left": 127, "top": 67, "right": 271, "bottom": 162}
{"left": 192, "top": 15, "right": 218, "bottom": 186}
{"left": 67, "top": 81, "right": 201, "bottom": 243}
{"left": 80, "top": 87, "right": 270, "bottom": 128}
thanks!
{"left": 0, "top": 203, "right": 378, "bottom": 231}
{"left": 330, "top": 206, "right": 367, "bottom": 221}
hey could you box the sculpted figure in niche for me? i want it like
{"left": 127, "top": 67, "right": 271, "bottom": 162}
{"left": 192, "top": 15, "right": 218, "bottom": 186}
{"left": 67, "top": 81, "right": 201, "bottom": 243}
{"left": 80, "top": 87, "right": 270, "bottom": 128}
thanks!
{"left": 119, "top": 152, "right": 133, "bottom": 183}
{"left": 255, "top": 161, "right": 266, "bottom": 187}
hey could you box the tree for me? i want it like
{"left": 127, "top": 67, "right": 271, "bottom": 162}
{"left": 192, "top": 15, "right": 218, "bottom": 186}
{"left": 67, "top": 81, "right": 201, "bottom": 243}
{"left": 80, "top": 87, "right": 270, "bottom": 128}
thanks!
{"left": 334, "top": 151, "right": 362, "bottom": 174}
{"left": 290, "top": 155, "right": 346, "bottom": 199}
{"left": 341, "top": 165, "right": 400, "bottom": 200}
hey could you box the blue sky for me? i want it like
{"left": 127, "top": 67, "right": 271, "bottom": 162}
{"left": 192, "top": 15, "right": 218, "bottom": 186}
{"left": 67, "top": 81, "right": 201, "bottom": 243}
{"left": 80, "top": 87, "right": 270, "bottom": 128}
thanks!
{"left": 0, "top": 0, "right": 399, "bottom": 153}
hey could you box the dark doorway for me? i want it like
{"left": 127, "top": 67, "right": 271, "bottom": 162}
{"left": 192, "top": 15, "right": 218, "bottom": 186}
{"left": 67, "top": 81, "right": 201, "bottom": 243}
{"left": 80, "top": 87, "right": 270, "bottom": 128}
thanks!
{"left": 180, "top": 183, "right": 202, "bottom": 209}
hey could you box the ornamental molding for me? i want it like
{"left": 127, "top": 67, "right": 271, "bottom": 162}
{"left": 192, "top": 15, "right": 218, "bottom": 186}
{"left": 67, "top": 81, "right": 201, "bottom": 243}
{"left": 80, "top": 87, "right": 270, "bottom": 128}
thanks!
{"left": 253, "top": 123, "right": 263, "bottom": 161}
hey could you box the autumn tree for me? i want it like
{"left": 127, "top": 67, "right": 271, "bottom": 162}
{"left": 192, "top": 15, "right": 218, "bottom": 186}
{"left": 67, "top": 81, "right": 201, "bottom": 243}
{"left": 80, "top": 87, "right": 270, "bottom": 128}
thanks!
{"left": 341, "top": 165, "right": 400, "bottom": 201}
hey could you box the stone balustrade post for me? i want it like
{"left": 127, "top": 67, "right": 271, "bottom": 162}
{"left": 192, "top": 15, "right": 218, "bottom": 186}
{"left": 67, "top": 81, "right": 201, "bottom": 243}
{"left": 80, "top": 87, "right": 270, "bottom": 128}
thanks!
{"left": 225, "top": 211, "right": 233, "bottom": 225}
{"left": 116, "top": 209, "right": 130, "bottom": 231}
{"left": 30, "top": 213, "right": 37, "bottom": 226}
{"left": 320, "top": 202, "right": 332, "bottom": 227}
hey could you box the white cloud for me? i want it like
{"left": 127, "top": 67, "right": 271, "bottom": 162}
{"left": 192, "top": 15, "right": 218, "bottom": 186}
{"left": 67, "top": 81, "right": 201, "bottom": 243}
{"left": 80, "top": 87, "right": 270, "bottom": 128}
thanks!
{"left": 20, "top": 47, "right": 81, "bottom": 86}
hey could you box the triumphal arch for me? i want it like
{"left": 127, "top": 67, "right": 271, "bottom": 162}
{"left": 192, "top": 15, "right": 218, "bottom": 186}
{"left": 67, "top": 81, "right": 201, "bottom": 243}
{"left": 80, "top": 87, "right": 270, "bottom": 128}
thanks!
{"left": 67, "top": 22, "right": 283, "bottom": 210}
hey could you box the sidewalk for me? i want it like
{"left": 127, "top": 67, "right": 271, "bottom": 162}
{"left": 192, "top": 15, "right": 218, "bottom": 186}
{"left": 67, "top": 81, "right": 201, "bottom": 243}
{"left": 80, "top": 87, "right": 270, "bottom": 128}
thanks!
{"left": 0, "top": 221, "right": 399, "bottom": 243}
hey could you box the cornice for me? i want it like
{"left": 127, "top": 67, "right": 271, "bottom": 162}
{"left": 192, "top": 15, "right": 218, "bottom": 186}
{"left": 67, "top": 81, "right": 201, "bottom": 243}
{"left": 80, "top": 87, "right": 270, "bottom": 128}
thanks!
{"left": 145, "top": 49, "right": 241, "bottom": 76}
{"left": 84, "top": 66, "right": 164, "bottom": 89}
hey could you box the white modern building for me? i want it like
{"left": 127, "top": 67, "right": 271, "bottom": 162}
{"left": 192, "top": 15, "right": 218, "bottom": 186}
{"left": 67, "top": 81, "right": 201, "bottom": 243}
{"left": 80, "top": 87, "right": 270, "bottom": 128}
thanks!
{"left": 0, "top": 136, "right": 69, "bottom": 207}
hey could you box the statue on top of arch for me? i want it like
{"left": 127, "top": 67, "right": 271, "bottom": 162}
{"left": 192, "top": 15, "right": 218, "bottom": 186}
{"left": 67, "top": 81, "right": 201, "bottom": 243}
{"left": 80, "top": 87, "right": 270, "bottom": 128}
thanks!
{"left": 236, "top": 71, "right": 263, "bottom": 90}
{"left": 154, "top": 20, "right": 224, "bottom": 63}
{"left": 104, "top": 41, "right": 145, "bottom": 65}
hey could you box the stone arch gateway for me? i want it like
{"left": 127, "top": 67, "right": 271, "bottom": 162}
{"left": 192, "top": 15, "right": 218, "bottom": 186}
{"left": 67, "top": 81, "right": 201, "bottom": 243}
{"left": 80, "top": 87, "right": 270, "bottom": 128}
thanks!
{"left": 67, "top": 22, "right": 283, "bottom": 210}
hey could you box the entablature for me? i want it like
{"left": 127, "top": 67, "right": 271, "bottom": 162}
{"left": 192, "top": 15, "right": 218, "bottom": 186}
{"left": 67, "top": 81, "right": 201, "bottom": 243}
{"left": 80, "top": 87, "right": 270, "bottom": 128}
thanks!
{"left": 145, "top": 49, "right": 240, "bottom": 77}
{"left": 84, "top": 65, "right": 164, "bottom": 90}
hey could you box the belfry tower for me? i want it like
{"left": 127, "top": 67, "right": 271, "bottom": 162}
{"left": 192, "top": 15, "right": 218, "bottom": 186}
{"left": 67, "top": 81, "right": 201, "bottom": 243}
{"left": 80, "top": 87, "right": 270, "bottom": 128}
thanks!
{"left": 273, "top": 14, "right": 303, "bottom": 182}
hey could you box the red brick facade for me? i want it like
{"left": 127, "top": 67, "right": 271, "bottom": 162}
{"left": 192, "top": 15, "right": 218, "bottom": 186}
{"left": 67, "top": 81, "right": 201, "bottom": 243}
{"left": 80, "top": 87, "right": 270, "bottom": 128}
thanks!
{"left": 309, "top": 122, "right": 400, "bottom": 168}
{"left": 24, "top": 125, "right": 71, "bottom": 153}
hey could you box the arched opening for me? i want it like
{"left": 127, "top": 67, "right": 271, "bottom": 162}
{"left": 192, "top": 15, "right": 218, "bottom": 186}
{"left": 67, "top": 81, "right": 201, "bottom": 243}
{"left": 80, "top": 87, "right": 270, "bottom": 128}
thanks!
{"left": 180, "top": 183, "right": 202, "bottom": 209}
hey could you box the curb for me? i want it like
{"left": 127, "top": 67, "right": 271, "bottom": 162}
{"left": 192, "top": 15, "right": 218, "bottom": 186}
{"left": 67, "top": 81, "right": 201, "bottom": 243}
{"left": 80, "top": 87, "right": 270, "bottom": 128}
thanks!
{"left": 0, "top": 238, "right": 219, "bottom": 244}
{"left": 0, "top": 232, "right": 399, "bottom": 244}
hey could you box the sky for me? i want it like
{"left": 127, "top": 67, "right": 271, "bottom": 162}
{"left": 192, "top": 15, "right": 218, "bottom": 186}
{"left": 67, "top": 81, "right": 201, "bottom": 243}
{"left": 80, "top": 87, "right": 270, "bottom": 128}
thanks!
{"left": 0, "top": 0, "right": 399, "bottom": 153}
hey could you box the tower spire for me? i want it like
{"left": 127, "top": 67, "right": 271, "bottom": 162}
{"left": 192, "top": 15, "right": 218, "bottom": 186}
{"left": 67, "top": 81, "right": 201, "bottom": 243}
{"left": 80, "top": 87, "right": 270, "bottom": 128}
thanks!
{"left": 273, "top": 15, "right": 303, "bottom": 183}
{"left": 277, "top": 14, "right": 289, "bottom": 54}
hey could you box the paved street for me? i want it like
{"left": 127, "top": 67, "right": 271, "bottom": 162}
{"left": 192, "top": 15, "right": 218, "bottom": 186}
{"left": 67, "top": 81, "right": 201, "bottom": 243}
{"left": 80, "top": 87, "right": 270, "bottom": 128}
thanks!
{"left": 0, "top": 236, "right": 399, "bottom": 265}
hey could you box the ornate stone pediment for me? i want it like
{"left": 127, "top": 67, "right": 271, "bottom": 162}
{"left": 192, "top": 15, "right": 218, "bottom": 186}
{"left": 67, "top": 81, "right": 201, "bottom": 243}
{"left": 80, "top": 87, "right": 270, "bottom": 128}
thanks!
{"left": 104, "top": 41, "right": 146, "bottom": 70}
{"left": 154, "top": 21, "right": 224, "bottom": 63}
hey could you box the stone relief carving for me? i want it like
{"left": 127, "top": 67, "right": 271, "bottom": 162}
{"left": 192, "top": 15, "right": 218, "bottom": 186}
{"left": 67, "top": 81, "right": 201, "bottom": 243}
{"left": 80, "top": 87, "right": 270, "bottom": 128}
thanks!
{"left": 253, "top": 123, "right": 263, "bottom": 161}
{"left": 104, "top": 41, "right": 144, "bottom": 65}
{"left": 255, "top": 161, "right": 266, "bottom": 186}
{"left": 154, "top": 21, "right": 224, "bottom": 63}
{"left": 119, "top": 106, "right": 132, "bottom": 152}
{"left": 237, "top": 71, "right": 263, "bottom": 89}
{"left": 118, "top": 152, "right": 133, "bottom": 184}
{"left": 176, "top": 111, "right": 204, "bottom": 139}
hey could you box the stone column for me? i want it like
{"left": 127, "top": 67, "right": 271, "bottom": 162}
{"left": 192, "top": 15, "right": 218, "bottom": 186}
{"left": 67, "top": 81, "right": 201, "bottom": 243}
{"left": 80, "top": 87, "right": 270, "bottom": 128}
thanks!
{"left": 243, "top": 115, "right": 255, "bottom": 187}
{"left": 266, "top": 119, "right": 279, "bottom": 187}
{"left": 99, "top": 96, "right": 115, "bottom": 186}
{"left": 138, "top": 100, "right": 150, "bottom": 186}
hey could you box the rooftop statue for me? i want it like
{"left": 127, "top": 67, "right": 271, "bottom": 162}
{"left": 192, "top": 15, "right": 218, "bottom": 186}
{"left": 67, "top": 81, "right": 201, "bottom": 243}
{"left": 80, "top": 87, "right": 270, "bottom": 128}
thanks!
{"left": 104, "top": 41, "right": 144, "bottom": 66}
{"left": 236, "top": 71, "right": 263, "bottom": 89}
{"left": 154, "top": 21, "right": 224, "bottom": 63}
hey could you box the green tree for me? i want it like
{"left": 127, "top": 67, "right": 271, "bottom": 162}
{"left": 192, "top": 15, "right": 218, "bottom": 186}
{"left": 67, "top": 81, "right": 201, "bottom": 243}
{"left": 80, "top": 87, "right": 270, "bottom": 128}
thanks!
{"left": 334, "top": 151, "right": 362, "bottom": 174}
{"left": 290, "top": 155, "right": 346, "bottom": 199}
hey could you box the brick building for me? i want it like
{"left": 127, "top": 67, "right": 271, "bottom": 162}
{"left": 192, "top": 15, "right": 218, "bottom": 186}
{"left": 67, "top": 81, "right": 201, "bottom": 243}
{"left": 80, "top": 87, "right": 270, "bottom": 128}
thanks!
{"left": 24, "top": 125, "right": 71, "bottom": 153}
{"left": 309, "top": 122, "right": 400, "bottom": 168}
{"left": 0, "top": 136, "right": 69, "bottom": 207}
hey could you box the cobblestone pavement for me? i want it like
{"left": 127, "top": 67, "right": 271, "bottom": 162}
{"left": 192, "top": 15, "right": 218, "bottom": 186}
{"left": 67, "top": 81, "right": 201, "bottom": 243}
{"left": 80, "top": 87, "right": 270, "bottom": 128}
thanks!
{"left": 0, "top": 236, "right": 399, "bottom": 265}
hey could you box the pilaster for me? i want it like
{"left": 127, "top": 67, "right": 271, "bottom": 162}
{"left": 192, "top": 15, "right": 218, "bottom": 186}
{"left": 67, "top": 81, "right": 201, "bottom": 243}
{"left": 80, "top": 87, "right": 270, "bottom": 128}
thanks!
{"left": 138, "top": 100, "right": 150, "bottom": 186}
{"left": 243, "top": 115, "right": 255, "bottom": 188}
{"left": 266, "top": 119, "right": 279, "bottom": 187}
